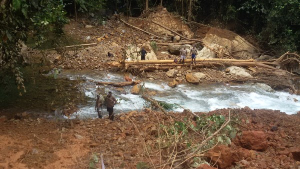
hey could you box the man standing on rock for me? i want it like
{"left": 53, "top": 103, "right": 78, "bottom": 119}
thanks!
{"left": 191, "top": 46, "right": 198, "bottom": 64}
{"left": 105, "top": 91, "right": 117, "bottom": 120}
{"left": 179, "top": 47, "right": 187, "bottom": 64}
{"left": 140, "top": 47, "right": 147, "bottom": 60}
{"left": 95, "top": 94, "right": 104, "bottom": 118}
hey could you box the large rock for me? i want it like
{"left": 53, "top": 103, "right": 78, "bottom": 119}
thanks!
{"left": 166, "top": 69, "right": 178, "bottom": 78}
{"left": 186, "top": 73, "right": 199, "bottom": 84}
{"left": 202, "top": 32, "right": 259, "bottom": 59}
{"left": 131, "top": 84, "right": 141, "bottom": 95}
{"left": 185, "top": 72, "right": 206, "bottom": 83}
{"left": 125, "top": 43, "right": 157, "bottom": 61}
{"left": 238, "top": 131, "right": 268, "bottom": 151}
{"left": 172, "top": 35, "right": 181, "bottom": 42}
{"left": 205, "top": 145, "right": 233, "bottom": 169}
{"left": 168, "top": 79, "right": 178, "bottom": 88}
{"left": 193, "top": 72, "right": 206, "bottom": 80}
{"left": 168, "top": 44, "right": 192, "bottom": 55}
{"left": 226, "top": 66, "right": 252, "bottom": 78}
{"left": 254, "top": 83, "right": 274, "bottom": 92}
{"left": 198, "top": 47, "right": 216, "bottom": 59}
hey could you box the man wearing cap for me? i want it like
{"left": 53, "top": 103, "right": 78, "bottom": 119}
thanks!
{"left": 105, "top": 91, "right": 117, "bottom": 120}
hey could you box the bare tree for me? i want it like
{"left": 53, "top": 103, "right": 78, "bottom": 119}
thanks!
{"left": 188, "top": 0, "right": 193, "bottom": 21}
{"left": 145, "top": 0, "right": 149, "bottom": 10}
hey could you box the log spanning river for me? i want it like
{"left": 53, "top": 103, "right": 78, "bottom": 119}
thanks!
{"left": 57, "top": 70, "right": 300, "bottom": 119}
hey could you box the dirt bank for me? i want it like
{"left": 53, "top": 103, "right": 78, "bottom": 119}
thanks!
{"left": 1, "top": 108, "right": 300, "bottom": 168}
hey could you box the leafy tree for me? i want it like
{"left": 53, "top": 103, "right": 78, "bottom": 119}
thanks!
{"left": 0, "top": 0, "right": 68, "bottom": 92}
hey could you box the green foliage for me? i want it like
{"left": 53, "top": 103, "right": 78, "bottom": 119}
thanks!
{"left": 0, "top": 0, "right": 68, "bottom": 92}
{"left": 157, "top": 100, "right": 177, "bottom": 111}
{"left": 136, "top": 162, "right": 150, "bottom": 169}
{"left": 238, "top": 0, "right": 300, "bottom": 52}
{"left": 150, "top": 41, "right": 157, "bottom": 53}
{"left": 161, "top": 113, "right": 239, "bottom": 150}
{"left": 75, "top": 0, "right": 105, "bottom": 13}
{"left": 89, "top": 153, "right": 99, "bottom": 169}
{"left": 157, "top": 112, "right": 239, "bottom": 167}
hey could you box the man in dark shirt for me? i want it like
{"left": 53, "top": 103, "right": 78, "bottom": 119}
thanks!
{"left": 140, "top": 47, "right": 147, "bottom": 60}
{"left": 105, "top": 91, "right": 117, "bottom": 120}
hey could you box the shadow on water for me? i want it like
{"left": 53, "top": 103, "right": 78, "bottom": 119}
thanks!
{"left": 0, "top": 66, "right": 88, "bottom": 118}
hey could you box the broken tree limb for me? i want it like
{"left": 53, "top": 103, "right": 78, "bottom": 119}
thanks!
{"left": 95, "top": 80, "right": 141, "bottom": 87}
{"left": 48, "top": 43, "right": 97, "bottom": 50}
{"left": 120, "top": 19, "right": 161, "bottom": 39}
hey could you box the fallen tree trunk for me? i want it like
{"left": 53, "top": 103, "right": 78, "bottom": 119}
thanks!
{"left": 95, "top": 80, "right": 141, "bottom": 87}
{"left": 125, "top": 59, "right": 277, "bottom": 70}
{"left": 125, "top": 58, "right": 255, "bottom": 65}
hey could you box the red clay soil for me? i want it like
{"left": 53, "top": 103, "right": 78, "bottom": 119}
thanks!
{"left": 1, "top": 108, "right": 300, "bottom": 169}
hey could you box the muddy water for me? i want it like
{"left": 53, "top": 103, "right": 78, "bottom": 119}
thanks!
{"left": 57, "top": 70, "right": 300, "bottom": 119}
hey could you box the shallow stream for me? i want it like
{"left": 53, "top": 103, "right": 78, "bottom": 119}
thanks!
{"left": 57, "top": 70, "right": 300, "bottom": 119}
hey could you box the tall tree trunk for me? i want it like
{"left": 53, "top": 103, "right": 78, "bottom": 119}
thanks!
{"left": 74, "top": 0, "right": 77, "bottom": 22}
{"left": 188, "top": 0, "right": 192, "bottom": 21}
{"left": 145, "top": 0, "right": 149, "bottom": 10}
{"left": 181, "top": 0, "right": 183, "bottom": 16}
{"left": 160, "top": 0, "right": 163, "bottom": 6}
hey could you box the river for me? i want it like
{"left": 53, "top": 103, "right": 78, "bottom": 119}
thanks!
{"left": 57, "top": 70, "right": 300, "bottom": 119}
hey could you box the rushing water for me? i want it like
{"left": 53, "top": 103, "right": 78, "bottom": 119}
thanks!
{"left": 57, "top": 70, "right": 300, "bottom": 119}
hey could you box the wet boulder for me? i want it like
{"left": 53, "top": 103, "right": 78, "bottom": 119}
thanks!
{"left": 168, "top": 79, "right": 178, "bottom": 88}
{"left": 254, "top": 83, "right": 274, "bottom": 92}
{"left": 186, "top": 73, "right": 199, "bottom": 84}
{"left": 131, "top": 84, "right": 141, "bottom": 95}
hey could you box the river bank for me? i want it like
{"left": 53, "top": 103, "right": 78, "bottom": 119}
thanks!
{"left": 1, "top": 108, "right": 300, "bottom": 169}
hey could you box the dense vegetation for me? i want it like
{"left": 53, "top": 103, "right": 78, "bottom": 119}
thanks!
{"left": 1, "top": 0, "right": 300, "bottom": 90}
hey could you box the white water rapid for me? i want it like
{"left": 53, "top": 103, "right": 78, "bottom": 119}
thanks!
{"left": 58, "top": 70, "right": 300, "bottom": 118}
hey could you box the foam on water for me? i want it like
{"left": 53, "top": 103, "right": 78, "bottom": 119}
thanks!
{"left": 58, "top": 70, "right": 300, "bottom": 118}
{"left": 144, "top": 82, "right": 171, "bottom": 91}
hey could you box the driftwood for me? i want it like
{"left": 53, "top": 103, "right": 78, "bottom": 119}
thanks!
{"left": 120, "top": 19, "right": 161, "bottom": 39}
{"left": 95, "top": 80, "right": 141, "bottom": 87}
